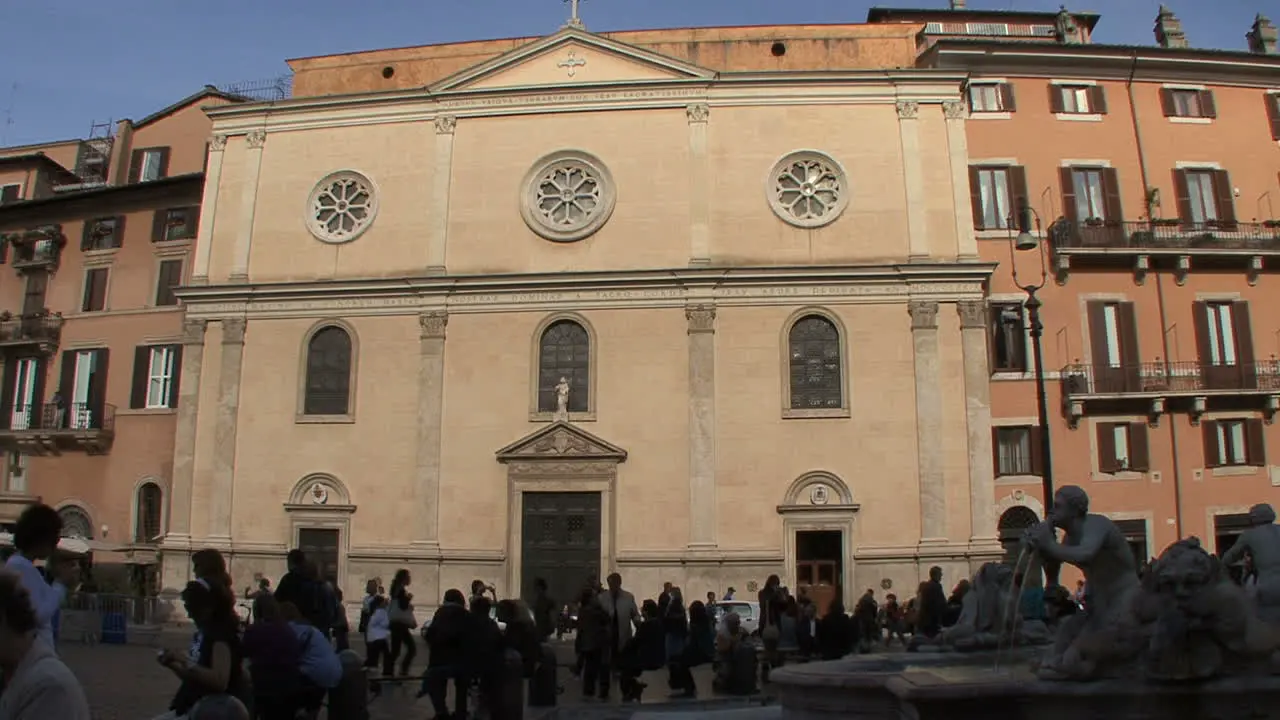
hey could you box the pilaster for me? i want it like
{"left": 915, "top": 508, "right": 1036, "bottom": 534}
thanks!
{"left": 943, "top": 101, "right": 978, "bottom": 260}
{"left": 896, "top": 101, "right": 930, "bottom": 262}
{"left": 427, "top": 117, "right": 457, "bottom": 275}
{"left": 161, "top": 319, "right": 207, "bottom": 548}
{"left": 209, "top": 318, "right": 246, "bottom": 542}
{"left": 190, "top": 135, "right": 226, "bottom": 285}
{"left": 686, "top": 104, "right": 711, "bottom": 267}
{"left": 413, "top": 310, "right": 447, "bottom": 550}
{"left": 909, "top": 300, "right": 947, "bottom": 544}
{"left": 229, "top": 131, "right": 266, "bottom": 283}
{"left": 959, "top": 300, "right": 1000, "bottom": 548}
{"left": 686, "top": 303, "right": 717, "bottom": 549}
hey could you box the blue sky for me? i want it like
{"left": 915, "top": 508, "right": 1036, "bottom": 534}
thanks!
{"left": 0, "top": 0, "right": 1269, "bottom": 147}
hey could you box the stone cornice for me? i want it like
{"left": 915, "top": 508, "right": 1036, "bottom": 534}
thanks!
{"left": 205, "top": 71, "right": 968, "bottom": 135}
{"left": 177, "top": 264, "right": 996, "bottom": 320}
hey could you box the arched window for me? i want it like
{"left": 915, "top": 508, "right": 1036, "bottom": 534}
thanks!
{"left": 135, "top": 482, "right": 163, "bottom": 543}
{"left": 58, "top": 506, "right": 92, "bottom": 539}
{"left": 537, "top": 320, "right": 590, "bottom": 413}
{"left": 303, "top": 326, "right": 353, "bottom": 416}
{"left": 788, "top": 315, "right": 843, "bottom": 410}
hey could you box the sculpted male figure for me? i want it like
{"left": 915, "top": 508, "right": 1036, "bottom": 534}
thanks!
{"left": 1221, "top": 503, "right": 1280, "bottom": 623}
{"left": 1024, "top": 485, "right": 1142, "bottom": 679}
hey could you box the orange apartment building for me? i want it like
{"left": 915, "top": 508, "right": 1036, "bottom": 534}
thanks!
{"left": 0, "top": 87, "right": 240, "bottom": 588}
{"left": 871, "top": 4, "right": 1280, "bottom": 567}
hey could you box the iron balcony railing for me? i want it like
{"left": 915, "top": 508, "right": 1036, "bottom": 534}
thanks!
{"left": 1061, "top": 360, "right": 1280, "bottom": 397}
{"left": 0, "top": 311, "right": 63, "bottom": 347}
{"left": 0, "top": 402, "right": 116, "bottom": 433}
{"left": 1050, "top": 220, "right": 1280, "bottom": 252}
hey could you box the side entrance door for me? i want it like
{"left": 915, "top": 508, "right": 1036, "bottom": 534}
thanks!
{"left": 521, "top": 491, "right": 601, "bottom": 610}
{"left": 298, "top": 528, "right": 341, "bottom": 586}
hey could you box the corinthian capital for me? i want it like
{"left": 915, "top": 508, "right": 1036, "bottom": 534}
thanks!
{"left": 896, "top": 101, "right": 920, "bottom": 120}
{"left": 957, "top": 300, "right": 986, "bottom": 329}
{"left": 908, "top": 301, "right": 939, "bottom": 330}
{"left": 221, "top": 318, "right": 246, "bottom": 345}
{"left": 685, "top": 304, "right": 716, "bottom": 334}
{"left": 420, "top": 311, "right": 448, "bottom": 339}
{"left": 182, "top": 319, "right": 209, "bottom": 345}
{"left": 245, "top": 130, "right": 267, "bottom": 149}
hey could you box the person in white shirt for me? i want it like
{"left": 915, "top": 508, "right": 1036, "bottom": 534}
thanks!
{"left": 0, "top": 568, "right": 90, "bottom": 720}
{"left": 3, "top": 504, "right": 77, "bottom": 651}
{"left": 363, "top": 596, "right": 391, "bottom": 674}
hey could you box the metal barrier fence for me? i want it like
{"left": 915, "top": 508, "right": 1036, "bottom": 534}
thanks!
{"left": 59, "top": 593, "right": 169, "bottom": 645}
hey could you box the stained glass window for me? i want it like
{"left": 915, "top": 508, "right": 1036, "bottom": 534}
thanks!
{"left": 538, "top": 320, "right": 589, "bottom": 413}
{"left": 788, "top": 315, "right": 843, "bottom": 409}
{"left": 304, "top": 326, "right": 353, "bottom": 416}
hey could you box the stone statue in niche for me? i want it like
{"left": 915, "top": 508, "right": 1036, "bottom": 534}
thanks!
{"left": 553, "top": 377, "right": 571, "bottom": 422}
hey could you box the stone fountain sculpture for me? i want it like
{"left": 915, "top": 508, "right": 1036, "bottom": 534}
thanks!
{"left": 1024, "top": 487, "right": 1280, "bottom": 681}
{"left": 770, "top": 488, "right": 1280, "bottom": 720}
{"left": 912, "top": 561, "right": 1052, "bottom": 652}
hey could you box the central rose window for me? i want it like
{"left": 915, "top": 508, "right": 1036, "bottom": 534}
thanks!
{"left": 520, "top": 151, "right": 617, "bottom": 242}
{"left": 767, "top": 151, "right": 850, "bottom": 229}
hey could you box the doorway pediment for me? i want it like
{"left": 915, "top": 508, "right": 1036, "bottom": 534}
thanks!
{"left": 496, "top": 422, "right": 627, "bottom": 464}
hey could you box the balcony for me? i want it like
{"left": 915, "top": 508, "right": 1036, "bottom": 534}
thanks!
{"left": 0, "top": 311, "right": 63, "bottom": 354}
{"left": 1049, "top": 220, "right": 1280, "bottom": 286}
{"left": 5, "top": 225, "right": 66, "bottom": 273}
{"left": 0, "top": 402, "right": 116, "bottom": 455}
{"left": 1060, "top": 360, "right": 1280, "bottom": 427}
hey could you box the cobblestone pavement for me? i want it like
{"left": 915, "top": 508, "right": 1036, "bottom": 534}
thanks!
{"left": 59, "top": 636, "right": 737, "bottom": 720}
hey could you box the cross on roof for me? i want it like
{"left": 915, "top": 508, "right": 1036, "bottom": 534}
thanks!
{"left": 565, "top": 0, "right": 586, "bottom": 29}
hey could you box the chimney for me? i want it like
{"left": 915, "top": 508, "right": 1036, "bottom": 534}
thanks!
{"left": 1154, "top": 5, "right": 1188, "bottom": 48}
{"left": 1248, "top": 14, "right": 1278, "bottom": 54}
{"left": 950, "top": 0, "right": 966, "bottom": 9}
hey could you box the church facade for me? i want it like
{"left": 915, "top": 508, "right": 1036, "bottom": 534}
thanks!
{"left": 160, "top": 23, "right": 1004, "bottom": 609}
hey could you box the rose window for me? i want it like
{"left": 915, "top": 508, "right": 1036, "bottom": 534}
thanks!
{"left": 305, "top": 171, "right": 378, "bottom": 244}
{"left": 767, "top": 151, "right": 850, "bottom": 228}
{"left": 520, "top": 151, "right": 617, "bottom": 242}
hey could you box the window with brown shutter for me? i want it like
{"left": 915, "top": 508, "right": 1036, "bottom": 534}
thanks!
{"left": 81, "top": 216, "right": 124, "bottom": 251}
{"left": 131, "top": 147, "right": 171, "bottom": 183}
{"left": 993, "top": 426, "right": 1040, "bottom": 476}
{"left": 969, "top": 166, "right": 1027, "bottom": 230}
{"left": 1176, "top": 168, "right": 1233, "bottom": 229}
{"left": 1097, "top": 422, "right": 1146, "bottom": 473}
{"left": 1267, "top": 94, "right": 1280, "bottom": 141}
{"left": 0, "top": 184, "right": 20, "bottom": 204}
{"left": 988, "top": 302, "right": 1028, "bottom": 373}
{"left": 968, "top": 83, "right": 1015, "bottom": 113}
{"left": 153, "top": 207, "right": 199, "bottom": 242}
{"left": 81, "top": 268, "right": 108, "bottom": 312}
{"left": 1162, "top": 88, "right": 1214, "bottom": 119}
{"left": 154, "top": 259, "right": 184, "bottom": 307}
{"left": 1246, "top": 418, "right": 1267, "bottom": 466}
{"left": 1203, "top": 419, "right": 1258, "bottom": 468}
{"left": 1052, "top": 85, "right": 1095, "bottom": 114}
{"left": 1089, "top": 85, "right": 1108, "bottom": 114}
{"left": 1097, "top": 422, "right": 1119, "bottom": 473}
{"left": 1211, "top": 170, "right": 1237, "bottom": 229}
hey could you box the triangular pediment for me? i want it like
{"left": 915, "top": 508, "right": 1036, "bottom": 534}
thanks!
{"left": 431, "top": 27, "right": 716, "bottom": 93}
{"left": 496, "top": 422, "right": 628, "bottom": 463}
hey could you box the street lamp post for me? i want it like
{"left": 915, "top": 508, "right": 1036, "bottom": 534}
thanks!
{"left": 1010, "top": 204, "right": 1059, "bottom": 586}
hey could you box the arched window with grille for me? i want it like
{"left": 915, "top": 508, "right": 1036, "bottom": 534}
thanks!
{"left": 135, "top": 482, "right": 163, "bottom": 543}
{"left": 302, "top": 325, "right": 354, "bottom": 416}
{"left": 537, "top": 320, "right": 590, "bottom": 414}
{"left": 58, "top": 506, "right": 93, "bottom": 539}
{"left": 786, "top": 314, "right": 845, "bottom": 413}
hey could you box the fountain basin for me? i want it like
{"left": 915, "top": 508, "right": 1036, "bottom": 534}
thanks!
{"left": 772, "top": 655, "right": 1280, "bottom": 720}
{"left": 768, "top": 648, "right": 1039, "bottom": 719}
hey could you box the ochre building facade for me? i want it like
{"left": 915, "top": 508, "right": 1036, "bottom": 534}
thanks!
{"left": 0, "top": 89, "right": 237, "bottom": 587}
{"left": 163, "top": 23, "right": 1004, "bottom": 608}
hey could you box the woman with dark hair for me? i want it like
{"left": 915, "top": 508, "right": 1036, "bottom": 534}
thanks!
{"left": 0, "top": 569, "right": 89, "bottom": 719}
{"left": 3, "top": 504, "right": 77, "bottom": 652}
{"left": 157, "top": 580, "right": 246, "bottom": 718}
{"left": 242, "top": 595, "right": 310, "bottom": 720}
{"left": 387, "top": 569, "right": 417, "bottom": 676}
